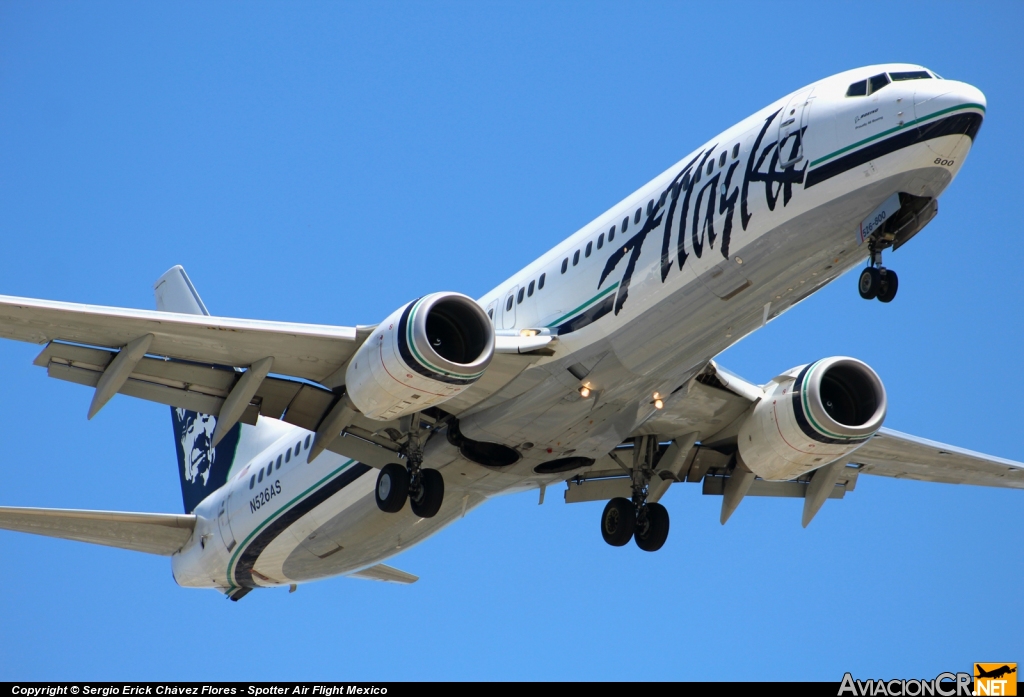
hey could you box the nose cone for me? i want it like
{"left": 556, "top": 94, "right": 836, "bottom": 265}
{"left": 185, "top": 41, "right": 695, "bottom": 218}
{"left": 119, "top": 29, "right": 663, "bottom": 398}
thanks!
{"left": 912, "top": 79, "right": 985, "bottom": 162}
{"left": 913, "top": 79, "right": 986, "bottom": 121}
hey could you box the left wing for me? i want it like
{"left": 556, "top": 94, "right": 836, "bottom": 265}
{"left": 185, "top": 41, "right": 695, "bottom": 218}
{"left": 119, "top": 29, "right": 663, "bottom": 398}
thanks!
{"left": 636, "top": 362, "right": 1024, "bottom": 491}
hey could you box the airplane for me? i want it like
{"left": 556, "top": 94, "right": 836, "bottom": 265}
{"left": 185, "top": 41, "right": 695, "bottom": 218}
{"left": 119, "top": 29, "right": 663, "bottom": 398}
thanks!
{"left": 0, "top": 62, "right": 1019, "bottom": 601}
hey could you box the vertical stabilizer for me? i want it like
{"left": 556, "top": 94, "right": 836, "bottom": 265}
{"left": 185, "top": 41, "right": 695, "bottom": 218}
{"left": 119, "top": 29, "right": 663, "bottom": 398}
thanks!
{"left": 155, "top": 266, "right": 283, "bottom": 513}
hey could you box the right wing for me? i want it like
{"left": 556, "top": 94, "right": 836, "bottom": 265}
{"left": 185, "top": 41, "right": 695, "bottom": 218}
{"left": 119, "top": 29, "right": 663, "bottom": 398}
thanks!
{"left": 0, "top": 293, "right": 549, "bottom": 464}
{"left": 0, "top": 506, "right": 195, "bottom": 555}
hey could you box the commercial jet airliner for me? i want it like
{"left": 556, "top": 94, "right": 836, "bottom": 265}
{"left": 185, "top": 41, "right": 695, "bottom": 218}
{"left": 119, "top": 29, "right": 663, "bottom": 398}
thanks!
{"left": 1, "top": 64, "right": 1016, "bottom": 599}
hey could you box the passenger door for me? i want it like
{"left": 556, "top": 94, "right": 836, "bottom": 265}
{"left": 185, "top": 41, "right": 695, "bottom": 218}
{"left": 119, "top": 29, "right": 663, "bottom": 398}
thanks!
{"left": 777, "top": 89, "right": 813, "bottom": 168}
{"left": 217, "top": 493, "right": 236, "bottom": 552}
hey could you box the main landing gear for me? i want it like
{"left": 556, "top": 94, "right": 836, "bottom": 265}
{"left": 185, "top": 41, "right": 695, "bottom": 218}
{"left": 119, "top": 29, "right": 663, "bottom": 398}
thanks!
{"left": 858, "top": 243, "right": 898, "bottom": 303}
{"left": 374, "top": 414, "right": 445, "bottom": 519}
{"left": 599, "top": 436, "right": 670, "bottom": 552}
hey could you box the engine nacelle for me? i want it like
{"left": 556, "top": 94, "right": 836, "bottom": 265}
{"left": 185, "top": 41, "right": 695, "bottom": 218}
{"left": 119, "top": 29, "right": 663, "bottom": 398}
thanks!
{"left": 737, "top": 356, "right": 887, "bottom": 481}
{"left": 345, "top": 292, "right": 494, "bottom": 421}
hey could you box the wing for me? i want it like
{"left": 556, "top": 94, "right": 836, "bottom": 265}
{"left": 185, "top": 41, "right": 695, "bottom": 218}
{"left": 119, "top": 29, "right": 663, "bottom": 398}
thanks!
{"left": 0, "top": 294, "right": 360, "bottom": 383}
{"left": 0, "top": 294, "right": 551, "bottom": 463}
{"left": 0, "top": 506, "right": 195, "bottom": 555}
{"left": 852, "top": 428, "right": 1024, "bottom": 489}
{"left": 634, "top": 362, "right": 1024, "bottom": 491}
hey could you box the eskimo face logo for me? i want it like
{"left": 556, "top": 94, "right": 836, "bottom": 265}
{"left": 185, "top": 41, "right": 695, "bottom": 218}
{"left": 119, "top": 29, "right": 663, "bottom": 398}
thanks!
{"left": 177, "top": 408, "right": 217, "bottom": 486}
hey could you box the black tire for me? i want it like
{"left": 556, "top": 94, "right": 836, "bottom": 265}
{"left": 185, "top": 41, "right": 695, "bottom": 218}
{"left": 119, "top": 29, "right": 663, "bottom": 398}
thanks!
{"left": 634, "top": 502, "right": 670, "bottom": 552}
{"left": 858, "top": 267, "right": 881, "bottom": 300}
{"left": 601, "top": 497, "right": 636, "bottom": 547}
{"left": 410, "top": 468, "right": 444, "bottom": 519}
{"left": 375, "top": 463, "right": 409, "bottom": 513}
{"left": 877, "top": 269, "right": 899, "bottom": 303}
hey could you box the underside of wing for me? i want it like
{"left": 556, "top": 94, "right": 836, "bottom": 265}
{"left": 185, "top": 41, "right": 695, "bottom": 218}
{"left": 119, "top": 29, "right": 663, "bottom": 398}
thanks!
{"left": 0, "top": 294, "right": 359, "bottom": 383}
{"left": 851, "top": 428, "right": 1024, "bottom": 489}
{"left": 0, "top": 506, "right": 196, "bottom": 555}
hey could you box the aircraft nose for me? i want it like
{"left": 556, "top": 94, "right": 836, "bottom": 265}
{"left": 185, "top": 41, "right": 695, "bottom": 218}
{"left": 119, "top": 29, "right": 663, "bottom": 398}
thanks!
{"left": 913, "top": 79, "right": 986, "bottom": 121}
{"left": 912, "top": 79, "right": 985, "bottom": 163}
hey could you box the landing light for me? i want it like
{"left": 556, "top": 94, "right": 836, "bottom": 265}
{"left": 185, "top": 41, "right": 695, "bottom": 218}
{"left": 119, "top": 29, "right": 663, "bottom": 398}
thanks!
{"left": 654, "top": 399, "right": 664, "bottom": 410}
{"left": 579, "top": 386, "right": 591, "bottom": 398}
{"left": 520, "top": 328, "right": 539, "bottom": 337}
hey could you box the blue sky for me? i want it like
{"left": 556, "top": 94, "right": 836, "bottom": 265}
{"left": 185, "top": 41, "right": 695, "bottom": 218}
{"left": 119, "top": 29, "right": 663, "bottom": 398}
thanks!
{"left": 1, "top": 1, "right": 1021, "bottom": 681}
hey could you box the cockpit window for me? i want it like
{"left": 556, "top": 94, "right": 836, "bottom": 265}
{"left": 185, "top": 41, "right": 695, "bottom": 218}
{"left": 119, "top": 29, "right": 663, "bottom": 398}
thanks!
{"left": 846, "top": 73, "right": 892, "bottom": 97}
{"left": 890, "top": 70, "right": 932, "bottom": 81}
{"left": 869, "top": 73, "right": 890, "bottom": 94}
{"left": 846, "top": 80, "right": 867, "bottom": 97}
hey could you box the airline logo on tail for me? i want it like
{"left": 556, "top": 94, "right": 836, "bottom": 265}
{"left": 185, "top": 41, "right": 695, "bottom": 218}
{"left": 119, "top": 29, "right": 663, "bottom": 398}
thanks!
{"left": 171, "top": 408, "right": 240, "bottom": 513}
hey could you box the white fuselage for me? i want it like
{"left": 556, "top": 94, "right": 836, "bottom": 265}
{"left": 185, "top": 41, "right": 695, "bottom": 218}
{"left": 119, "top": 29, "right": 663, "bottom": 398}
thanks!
{"left": 172, "top": 63, "right": 986, "bottom": 594}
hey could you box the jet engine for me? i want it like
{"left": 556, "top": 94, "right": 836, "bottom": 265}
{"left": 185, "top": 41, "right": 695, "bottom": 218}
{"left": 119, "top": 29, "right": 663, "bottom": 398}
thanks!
{"left": 345, "top": 292, "right": 494, "bottom": 421}
{"left": 737, "top": 357, "right": 887, "bottom": 481}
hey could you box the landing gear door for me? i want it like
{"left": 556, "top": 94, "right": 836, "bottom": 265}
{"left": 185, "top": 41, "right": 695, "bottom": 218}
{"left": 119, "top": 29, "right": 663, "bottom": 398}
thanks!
{"left": 777, "top": 89, "right": 813, "bottom": 169}
{"left": 217, "top": 493, "right": 236, "bottom": 553}
{"left": 501, "top": 287, "right": 518, "bottom": 330}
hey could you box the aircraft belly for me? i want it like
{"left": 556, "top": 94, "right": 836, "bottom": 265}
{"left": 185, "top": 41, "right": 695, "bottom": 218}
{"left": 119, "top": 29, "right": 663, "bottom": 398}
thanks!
{"left": 277, "top": 488, "right": 486, "bottom": 583}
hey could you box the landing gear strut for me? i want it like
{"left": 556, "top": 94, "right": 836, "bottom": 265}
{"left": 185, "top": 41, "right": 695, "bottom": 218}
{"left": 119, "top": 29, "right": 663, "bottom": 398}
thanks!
{"left": 599, "top": 436, "right": 670, "bottom": 552}
{"left": 374, "top": 413, "right": 445, "bottom": 518}
{"left": 859, "top": 242, "right": 898, "bottom": 303}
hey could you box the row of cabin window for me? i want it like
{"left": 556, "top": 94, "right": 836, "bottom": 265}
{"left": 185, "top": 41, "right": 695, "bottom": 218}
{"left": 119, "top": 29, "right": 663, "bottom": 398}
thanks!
{"left": 250, "top": 434, "right": 312, "bottom": 489}
{"left": 558, "top": 143, "right": 742, "bottom": 275}
{"left": 494, "top": 272, "right": 548, "bottom": 315}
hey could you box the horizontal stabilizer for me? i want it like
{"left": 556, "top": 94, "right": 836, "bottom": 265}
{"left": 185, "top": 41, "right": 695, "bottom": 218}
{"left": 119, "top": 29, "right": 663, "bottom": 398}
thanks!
{"left": 0, "top": 506, "right": 195, "bottom": 556}
{"left": 348, "top": 563, "right": 418, "bottom": 584}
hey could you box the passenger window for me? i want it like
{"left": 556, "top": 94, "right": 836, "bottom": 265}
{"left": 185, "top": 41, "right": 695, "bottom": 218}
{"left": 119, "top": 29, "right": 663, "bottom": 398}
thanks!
{"left": 890, "top": 71, "right": 931, "bottom": 81}
{"left": 585, "top": 241, "right": 592, "bottom": 257}
{"left": 609, "top": 225, "right": 615, "bottom": 242}
{"left": 506, "top": 296, "right": 514, "bottom": 311}
{"left": 634, "top": 208, "right": 641, "bottom": 224}
{"left": 538, "top": 273, "right": 545, "bottom": 290}
{"left": 597, "top": 233, "right": 604, "bottom": 250}
{"left": 682, "top": 172, "right": 691, "bottom": 189}
{"left": 266, "top": 462, "right": 273, "bottom": 476}
{"left": 250, "top": 475, "right": 256, "bottom": 490}
{"left": 622, "top": 216, "right": 628, "bottom": 232}
{"left": 846, "top": 80, "right": 867, "bottom": 97}
{"left": 275, "top": 457, "right": 281, "bottom": 470}
{"left": 706, "top": 160, "right": 714, "bottom": 175}
{"left": 658, "top": 191, "right": 666, "bottom": 206}
{"left": 732, "top": 143, "right": 739, "bottom": 159}
{"left": 869, "top": 73, "right": 890, "bottom": 94}
{"left": 304, "top": 435, "right": 311, "bottom": 449}
{"left": 258, "top": 469, "right": 264, "bottom": 484}
{"left": 573, "top": 250, "right": 580, "bottom": 266}
{"left": 719, "top": 151, "right": 726, "bottom": 168}
{"left": 527, "top": 280, "right": 534, "bottom": 297}
{"left": 517, "top": 288, "right": 524, "bottom": 304}
{"left": 285, "top": 450, "right": 291, "bottom": 463}
{"left": 294, "top": 443, "right": 301, "bottom": 457}
{"left": 693, "top": 165, "right": 701, "bottom": 184}
{"left": 276, "top": 455, "right": 282, "bottom": 469}
{"left": 561, "top": 258, "right": 568, "bottom": 274}
{"left": 647, "top": 200, "right": 653, "bottom": 216}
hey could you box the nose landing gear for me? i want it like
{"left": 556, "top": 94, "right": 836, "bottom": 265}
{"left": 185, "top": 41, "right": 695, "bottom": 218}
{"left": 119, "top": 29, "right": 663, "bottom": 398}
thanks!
{"left": 599, "top": 436, "right": 671, "bottom": 552}
{"left": 858, "top": 243, "right": 899, "bottom": 303}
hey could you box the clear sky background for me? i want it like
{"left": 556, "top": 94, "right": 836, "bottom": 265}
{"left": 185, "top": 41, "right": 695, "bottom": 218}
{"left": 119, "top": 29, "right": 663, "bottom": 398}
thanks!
{"left": 0, "top": 1, "right": 1021, "bottom": 682}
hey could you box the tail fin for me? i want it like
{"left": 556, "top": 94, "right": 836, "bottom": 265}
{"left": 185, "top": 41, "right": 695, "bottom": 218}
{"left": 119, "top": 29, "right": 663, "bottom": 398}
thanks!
{"left": 155, "top": 266, "right": 288, "bottom": 513}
